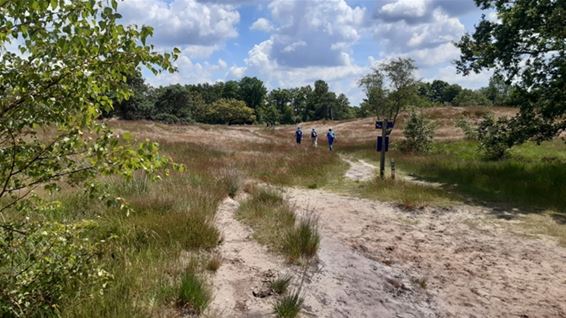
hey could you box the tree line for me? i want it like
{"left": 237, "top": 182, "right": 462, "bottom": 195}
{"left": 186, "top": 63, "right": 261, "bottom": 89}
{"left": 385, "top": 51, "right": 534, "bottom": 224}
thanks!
{"left": 106, "top": 75, "right": 358, "bottom": 125}
{"left": 107, "top": 70, "right": 517, "bottom": 125}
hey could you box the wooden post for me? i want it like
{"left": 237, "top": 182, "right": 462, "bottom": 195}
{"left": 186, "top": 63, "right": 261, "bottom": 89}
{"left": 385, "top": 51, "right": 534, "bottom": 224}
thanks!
{"left": 380, "top": 118, "right": 387, "bottom": 179}
{"left": 391, "top": 159, "right": 396, "bottom": 180}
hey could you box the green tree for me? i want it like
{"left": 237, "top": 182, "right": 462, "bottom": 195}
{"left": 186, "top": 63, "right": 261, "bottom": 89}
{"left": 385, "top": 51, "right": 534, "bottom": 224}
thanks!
{"left": 0, "top": 0, "right": 177, "bottom": 314}
{"left": 400, "top": 111, "right": 435, "bottom": 153}
{"left": 430, "top": 80, "right": 450, "bottom": 103}
{"left": 360, "top": 58, "right": 419, "bottom": 125}
{"left": 205, "top": 99, "right": 255, "bottom": 125}
{"left": 456, "top": 0, "right": 566, "bottom": 147}
{"left": 154, "top": 85, "right": 202, "bottom": 123}
{"left": 452, "top": 88, "right": 491, "bottom": 106}
{"left": 222, "top": 80, "right": 240, "bottom": 100}
{"left": 239, "top": 77, "right": 267, "bottom": 110}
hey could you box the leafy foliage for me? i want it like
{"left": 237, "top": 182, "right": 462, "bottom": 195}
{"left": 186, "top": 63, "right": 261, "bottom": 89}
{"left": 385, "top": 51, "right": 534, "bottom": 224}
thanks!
{"left": 0, "top": 0, "right": 177, "bottom": 315}
{"left": 204, "top": 98, "right": 256, "bottom": 124}
{"left": 477, "top": 115, "right": 513, "bottom": 160}
{"left": 359, "top": 58, "right": 419, "bottom": 125}
{"left": 400, "top": 111, "right": 435, "bottom": 153}
{"left": 0, "top": 221, "right": 111, "bottom": 317}
{"left": 456, "top": 0, "right": 566, "bottom": 145}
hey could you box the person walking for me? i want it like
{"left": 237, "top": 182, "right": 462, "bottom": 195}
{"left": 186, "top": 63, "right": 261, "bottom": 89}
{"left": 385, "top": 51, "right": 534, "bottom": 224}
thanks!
{"left": 326, "top": 128, "right": 336, "bottom": 151}
{"left": 295, "top": 127, "right": 303, "bottom": 144}
{"left": 310, "top": 128, "right": 318, "bottom": 147}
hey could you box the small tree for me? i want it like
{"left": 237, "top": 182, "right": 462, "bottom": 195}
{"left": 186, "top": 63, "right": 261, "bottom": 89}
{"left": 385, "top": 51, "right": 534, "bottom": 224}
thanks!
{"left": 400, "top": 111, "right": 435, "bottom": 153}
{"left": 477, "top": 115, "right": 513, "bottom": 160}
{"left": 359, "top": 58, "right": 419, "bottom": 126}
{"left": 0, "top": 0, "right": 178, "bottom": 315}
{"left": 205, "top": 99, "right": 256, "bottom": 125}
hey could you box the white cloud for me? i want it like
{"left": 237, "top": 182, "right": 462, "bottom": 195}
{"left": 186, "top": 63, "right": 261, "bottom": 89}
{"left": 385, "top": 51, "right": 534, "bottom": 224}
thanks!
{"left": 119, "top": 0, "right": 239, "bottom": 48}
{"left": 144, "top": 47, "right": 230, "bottom": 86}
{"left": 264, "top": 0, "right": 365, "bottom": 67}
{"left": 379, "top": 0, "right": 428, "bottom": 22}
{"left": 250, "top": 18, "right": 274, "bottom": 32}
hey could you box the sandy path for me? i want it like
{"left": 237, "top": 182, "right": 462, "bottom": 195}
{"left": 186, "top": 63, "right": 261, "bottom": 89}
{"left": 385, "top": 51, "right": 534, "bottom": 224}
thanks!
{"left": 210, "top": 161, "right": 566, "bottom": 317}
{"left": 209, "top": 196, "right": 287, "bottom": 317}
{"left": 284, "top": 178, "right": 566, "bottom": 317}
{"left": 342, "top": 157, "right": 376, "bottom": 182}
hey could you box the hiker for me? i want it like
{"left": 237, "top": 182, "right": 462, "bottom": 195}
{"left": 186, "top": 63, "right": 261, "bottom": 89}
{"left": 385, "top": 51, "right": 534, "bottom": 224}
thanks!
{"left": 327, "top": 128, "right": 336, "bottom": 151}
{"left": 310, "top": 128, "right": 318, "bottom": 147}
{"left": 295, "top": 126, "right": 303, "bottom": 144}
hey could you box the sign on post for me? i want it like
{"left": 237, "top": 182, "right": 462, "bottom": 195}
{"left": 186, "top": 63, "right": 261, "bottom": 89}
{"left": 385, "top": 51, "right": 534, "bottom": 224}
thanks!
{"left": 376, "top": 136, "right": 389, "bottom": 152}
{"left": 375, "top": 120, "right": 394, "bottom": 129}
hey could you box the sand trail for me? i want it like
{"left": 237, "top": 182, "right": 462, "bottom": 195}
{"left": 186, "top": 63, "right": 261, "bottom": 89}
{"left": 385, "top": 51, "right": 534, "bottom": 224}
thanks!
{"left": 210, "top": 159, "right": 566, "bottom": 318}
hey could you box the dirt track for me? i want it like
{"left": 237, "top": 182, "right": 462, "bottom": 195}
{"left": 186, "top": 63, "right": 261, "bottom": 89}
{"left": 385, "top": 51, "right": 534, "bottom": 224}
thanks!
{"left": 209, "top": 158, "right": 566, "bottom": 317}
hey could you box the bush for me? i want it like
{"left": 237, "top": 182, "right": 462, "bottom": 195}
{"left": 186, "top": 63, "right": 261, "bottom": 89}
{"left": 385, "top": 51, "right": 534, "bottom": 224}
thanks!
{"left": 0, "top": 221, "right": 110, "bottom": 317}
{"left": 456, "top": 117, "right": 479, "bottom": 140}
{"left": 204, "top": 98, "right": 256, "bottom": 124}
{"left": 152, "top": 113, "right": 180, "bottom": 124}
{"left": 477, "top": 115, "right": 513, "bottom": 160}
{"left": 399, "top": 111, "right": 435, "bottom": 153}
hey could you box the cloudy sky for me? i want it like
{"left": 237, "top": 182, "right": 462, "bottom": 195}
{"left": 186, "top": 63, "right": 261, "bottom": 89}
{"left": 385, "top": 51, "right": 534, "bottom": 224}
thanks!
{"left": 119, "top": 0, "right": 493, "bottom": 105}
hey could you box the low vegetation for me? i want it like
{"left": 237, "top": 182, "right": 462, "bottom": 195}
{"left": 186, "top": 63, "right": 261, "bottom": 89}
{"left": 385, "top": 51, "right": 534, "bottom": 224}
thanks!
{"left": 270, "top": 275, "right": 292, "bottom": 295}
{"left": 237, "top": 187, "right": 320, "bottom": 263}
{"left": 177, "top": 266, "right": 211, "bottom": 315}
{"left": 282, "top": 215, "right": 320, "bottom": 263}
{"left": 273, "top": 290, "right": 304, "bottom": 318}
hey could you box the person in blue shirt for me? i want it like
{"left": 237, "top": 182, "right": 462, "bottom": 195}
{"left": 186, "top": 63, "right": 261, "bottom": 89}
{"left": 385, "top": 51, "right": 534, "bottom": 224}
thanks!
{"left": 326, "top": 128, "right": 336, "bottom": 151}
{"left": 295, "top": 127, "right": 303, "bottom": 144}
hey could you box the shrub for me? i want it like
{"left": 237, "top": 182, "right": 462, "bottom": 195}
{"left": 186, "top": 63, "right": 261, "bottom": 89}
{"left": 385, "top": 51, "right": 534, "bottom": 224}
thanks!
{"left": 282, "top": 215, "right": 320, "bottom": 263}
{"left": 273, "top": 290, "right": 303, "bottom": 318}
{"left": 270, "top": 275, "right": 292, "bottom": 295}
{"left": 456, "top": 117, "right": 479, "bottom": 140}
{"left": 0, "top": 221, "right": 111, "bottom": 317}
{"left": 477, "top": 115, "right": 513, "bottom": 160}
{"left": 177, "top": 267, "right": 211, "bottom": 315}
{"left": 204, "top": 98, "right": 256, "bottom": 125}
{"left": 399, "top": 111, "right": 435, "bottom": 153}
{"left": 152, "top": 113, "right": 182, "bottom": 124}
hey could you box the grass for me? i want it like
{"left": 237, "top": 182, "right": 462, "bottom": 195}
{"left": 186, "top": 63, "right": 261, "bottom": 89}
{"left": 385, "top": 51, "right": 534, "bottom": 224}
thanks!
{"left": 206, "top": 254, "right": 222, "bottom": 272}
{"left": 270, "top": 275, "right": 292, "bottom": 295}
{"left": 237, "top": 187, "right": 320, "bottom": 262}
{"left": 399, "top": 140, "right": 566, "bottom": 213}
{"left": 282, "top": 215, "right": 320, "bottom": 263}
{"left": 177, "top": 266, "right": 211, "bottom": 315}
{"left": 273, "top": 290, "right": 304, "bottom": 318}
{"left": 37, "top": 141, "right": 233, "bottom": 316}
{"left": 236, "top": 188, "right": 296, "bottom": 252}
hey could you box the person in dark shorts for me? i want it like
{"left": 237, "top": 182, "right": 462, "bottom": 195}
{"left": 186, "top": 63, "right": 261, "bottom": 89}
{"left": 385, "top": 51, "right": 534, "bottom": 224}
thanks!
{"left": 295, "top": 127, "right": 303, "bottom": 144}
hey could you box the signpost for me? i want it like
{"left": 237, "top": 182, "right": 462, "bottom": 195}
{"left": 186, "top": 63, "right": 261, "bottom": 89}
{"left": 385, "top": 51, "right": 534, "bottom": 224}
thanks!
{"left": 375, "top": 119, "right": 393, "bottom": 179}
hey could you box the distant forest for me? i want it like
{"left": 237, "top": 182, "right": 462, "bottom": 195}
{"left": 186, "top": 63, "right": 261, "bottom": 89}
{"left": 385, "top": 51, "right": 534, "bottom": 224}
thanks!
{"left": 106, "top": 72, "right": 518, "bottom": 125}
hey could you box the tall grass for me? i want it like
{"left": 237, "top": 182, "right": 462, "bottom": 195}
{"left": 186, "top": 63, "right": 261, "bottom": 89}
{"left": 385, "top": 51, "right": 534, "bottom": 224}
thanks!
{"left": 401, "top": 140, "right": 566, "bottom": 213}
{"left": 177, "top": 266, "right": 211, "bottom": 315}
{"left": 237, "top": 187, "right": 320, "bottom": 262}
{"left": 282, "top": 214, "right": 320, "bottom": 263}
{"left": 48, "top": 141, "right": 233, "bottom": 316}
{"left": 236, "top": 188, "right": 296, "bottom": 252}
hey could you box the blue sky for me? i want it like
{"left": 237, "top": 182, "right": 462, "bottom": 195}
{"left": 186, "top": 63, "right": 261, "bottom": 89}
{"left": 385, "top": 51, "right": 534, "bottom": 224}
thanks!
{"left": 119, "top": 0, "right": 494, "bottom": 105}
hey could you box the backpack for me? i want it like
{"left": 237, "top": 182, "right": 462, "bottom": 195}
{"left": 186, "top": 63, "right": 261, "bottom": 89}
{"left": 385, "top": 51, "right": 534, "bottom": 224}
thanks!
{"left": 311, "top": 131, "right": 317, "bottom": 138}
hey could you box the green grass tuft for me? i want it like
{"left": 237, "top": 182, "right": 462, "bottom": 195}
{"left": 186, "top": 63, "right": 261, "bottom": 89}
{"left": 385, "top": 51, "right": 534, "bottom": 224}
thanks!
{"left": 283, "top": 215, "right": 320, "bottom": 263}
{"left": 177, "top": 267, "right": 211, "bottom": 315}
{"left": 273, "top": 290, "right": 303, "bottom": 318}
{"left": 270, "top": 275, "right": 292, "bottom": 295}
